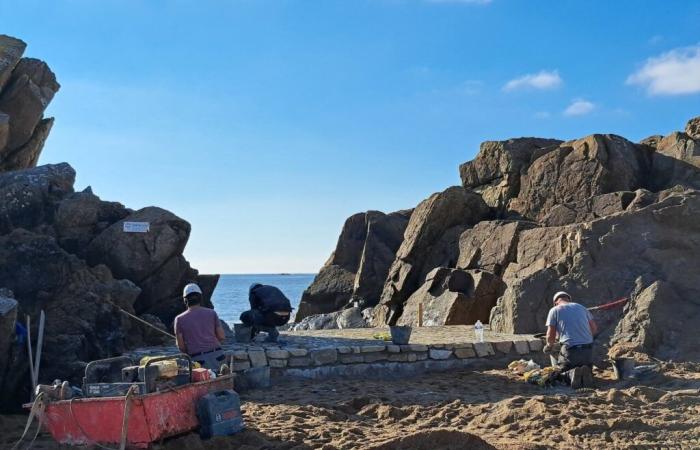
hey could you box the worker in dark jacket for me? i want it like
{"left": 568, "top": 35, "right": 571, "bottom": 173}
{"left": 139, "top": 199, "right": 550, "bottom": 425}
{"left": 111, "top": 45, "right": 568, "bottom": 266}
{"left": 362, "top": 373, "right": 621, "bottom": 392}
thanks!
{"left": 239, "top": 283, "right": 293, "bottom": 343}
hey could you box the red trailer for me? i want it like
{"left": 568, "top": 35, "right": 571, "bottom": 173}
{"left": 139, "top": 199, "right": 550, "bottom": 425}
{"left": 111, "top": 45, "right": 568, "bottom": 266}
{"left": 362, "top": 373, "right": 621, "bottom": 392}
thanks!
{"left": 26, "top": 355, "right": 234, "bottom": 448}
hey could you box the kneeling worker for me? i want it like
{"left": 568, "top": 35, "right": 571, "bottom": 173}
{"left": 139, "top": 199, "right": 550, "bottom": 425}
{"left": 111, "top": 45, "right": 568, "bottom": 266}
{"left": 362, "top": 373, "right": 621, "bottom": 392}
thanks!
{"left": 175, "top": 283, "right": 226, "bottom": 370}
{"left": 544, "top": 291, "right": 598, "bottom": 389}
{"left": 239, "top": 283, "right": 293, "bottom": 343}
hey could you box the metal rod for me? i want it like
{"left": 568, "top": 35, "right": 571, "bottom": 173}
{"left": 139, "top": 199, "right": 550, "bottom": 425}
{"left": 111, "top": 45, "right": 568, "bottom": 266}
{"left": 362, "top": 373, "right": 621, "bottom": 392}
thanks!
{"left": 26, "top": 315, "right": 35, "bottom": 392}
{"left": 33, "top": 310, "right": 45, "bottom": 387}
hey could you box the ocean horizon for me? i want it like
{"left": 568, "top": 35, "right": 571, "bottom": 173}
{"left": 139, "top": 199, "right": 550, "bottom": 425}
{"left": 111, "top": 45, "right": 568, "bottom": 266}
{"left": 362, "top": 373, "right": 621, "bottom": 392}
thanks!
{"left": 211, "top": 273, "right": 316, "bottom": 326}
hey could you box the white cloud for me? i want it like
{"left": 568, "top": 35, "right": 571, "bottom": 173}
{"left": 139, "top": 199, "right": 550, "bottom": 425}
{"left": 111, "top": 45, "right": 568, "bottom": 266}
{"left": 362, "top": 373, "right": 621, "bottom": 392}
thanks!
{"left": 503, "top": 70, "right": 563, "bottom": 92}
{"left": 627, "top": 44, "right": 700, "bottom": 96}
{"left": 563, "top": 99, "right": 595, "bottom": 116}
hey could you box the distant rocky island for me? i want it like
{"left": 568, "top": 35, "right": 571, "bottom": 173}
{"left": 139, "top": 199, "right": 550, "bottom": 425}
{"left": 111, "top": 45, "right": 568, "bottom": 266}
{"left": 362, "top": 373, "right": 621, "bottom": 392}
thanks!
{"left": 0, "top": 35, "right": 219, "bottom": 410}
{"left": 295, "top": 114, "right": 700, "bottom": 364}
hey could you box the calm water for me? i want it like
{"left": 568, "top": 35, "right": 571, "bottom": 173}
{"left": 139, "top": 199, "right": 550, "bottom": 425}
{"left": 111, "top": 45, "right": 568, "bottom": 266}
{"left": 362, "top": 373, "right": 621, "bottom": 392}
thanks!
{"left": 210, "top": 274, "right": 315, "bottom": 326}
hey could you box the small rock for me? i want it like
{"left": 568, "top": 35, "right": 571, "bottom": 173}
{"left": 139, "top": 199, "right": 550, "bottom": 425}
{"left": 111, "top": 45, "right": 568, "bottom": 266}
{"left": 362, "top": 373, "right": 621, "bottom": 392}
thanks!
{"left": 473, "top": 342, "right": 495, "bottom": 357}
{"left": 248, "top": 350, "right": 268, "bottom": 367}
{"left": 360, "top": 345, "right": 386, "bottom": 353}
{"left": 493, "top": 341, "right": 513, "bottom": 354}
{"left": 268, "top": 359, "right": 288, "bottom": 368}
{"left": 288, "top": 356, "right": 312, "bottom": 367}
{"left": 310, "top": 348, "right": 338, "bottom": 365}
{"left": 232, "top": 361, "right": 251, "bottom": 372}
{"left": 266, "top": 349, "right": 290, "bottom": 359}
{"left": 429, "top": 349, "right": 452, "bottom": 360}
{"left": 527, "top": 339, "right": 544, "bottom": 352}
{"left": 401, "top": 344, "right": 428, "bottom": 352}
{"left": 287, "top": 348, "right": 308, "bottom": 357}
{"left": 513, "top": 341, "right": 530, "bottom": 355}
{"left": 363, "top": 352, "right": 388, "bottom": 363}
{"left": 454, "top": 348, "right": 476, "bottom": 359}
{"left": 233, "top": 350, "right": 249, "bottom": 360}
{"left": 339, "top": 354, "right": 364, "bottom": 364}
{"left": 685, "top": 116, "right": 700, "bottom": 139}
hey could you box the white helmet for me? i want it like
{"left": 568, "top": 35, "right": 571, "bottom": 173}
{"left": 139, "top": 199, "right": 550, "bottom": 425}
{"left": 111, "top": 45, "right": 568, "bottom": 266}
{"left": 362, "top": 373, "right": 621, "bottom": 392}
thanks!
{"left": 183, "top": 283, "right": 202, "bottom": 298}
{"left": 552, "top": 291, "right": 571, "bottom": 304}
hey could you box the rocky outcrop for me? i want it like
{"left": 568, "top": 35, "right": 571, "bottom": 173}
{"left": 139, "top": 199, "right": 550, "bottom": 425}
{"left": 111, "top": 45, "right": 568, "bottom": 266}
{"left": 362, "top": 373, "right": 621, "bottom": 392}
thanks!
{"left": 0, "top": 36, "right": 59, "bottom": 171}
{"left": 611, "top": 281, "right": 700, "bottom": 361}
{"left": 397, "top": 268, "right": 505, "bottom": 327}
{"left": 289, "top": 307, "right": 370, "bottom": 331}
{"left": 0, "top": 229, "right": 145, "bottom": 406}
{"left": 296, "top": 210, "right": 410, "bottom": 320}
{"left": 509, "top": 134, "right": 650, "bottom": 221}
{"left": 490, "top": 189, "right": 700, "bottom": 339}
{"left": 459, "top": 138, "right": 562, "bottom": 211}
{"left": 375, "top": 186, "right": 490, "bottom": 324}
{"left": 644, "top": 122, "right": 700, "bottom": 190}
{"left": 457, "top": 220, "right": 536, "bottom": 275}
{"left": 0, "top": 36, "right": 219, "bottom": 410}
{"left": 304, "top": 115, "right": 700, "bottom": 363}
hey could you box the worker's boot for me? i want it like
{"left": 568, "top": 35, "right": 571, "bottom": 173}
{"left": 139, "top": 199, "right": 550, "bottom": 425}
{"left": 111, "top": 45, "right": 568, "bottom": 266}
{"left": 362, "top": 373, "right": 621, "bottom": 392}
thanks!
{"left": 581, "top": 365, "right": 594, "bottom": 388}
{"left": 570, "top": 367, "right": 583, "bottom": 389}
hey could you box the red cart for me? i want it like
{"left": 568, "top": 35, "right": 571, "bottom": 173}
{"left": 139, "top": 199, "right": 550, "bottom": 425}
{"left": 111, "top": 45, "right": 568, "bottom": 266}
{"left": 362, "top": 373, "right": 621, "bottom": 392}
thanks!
{"left": 27, "top": 355, "right": 234, "bottom": 448}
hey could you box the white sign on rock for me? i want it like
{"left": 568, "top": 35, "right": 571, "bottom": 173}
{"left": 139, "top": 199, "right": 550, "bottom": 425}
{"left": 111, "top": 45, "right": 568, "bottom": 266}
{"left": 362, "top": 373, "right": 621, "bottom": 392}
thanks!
{"left": 123, "top": 222, "right": 150, "bottom": 233}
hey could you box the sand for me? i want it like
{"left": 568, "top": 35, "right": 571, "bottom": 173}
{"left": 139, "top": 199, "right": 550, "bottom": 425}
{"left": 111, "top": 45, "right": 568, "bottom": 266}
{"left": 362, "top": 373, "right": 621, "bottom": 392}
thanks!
{"left": 2, "top": 362, "right": 699, "bottom": 449}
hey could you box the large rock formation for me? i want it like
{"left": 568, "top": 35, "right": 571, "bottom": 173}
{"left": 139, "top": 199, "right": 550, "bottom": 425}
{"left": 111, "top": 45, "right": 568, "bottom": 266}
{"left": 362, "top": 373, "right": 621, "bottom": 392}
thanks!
{"left": 0, "top": 36, "right": 59, "bottom": 171}
{"left": 375, "top": 186, "right": 490, "bottom": 324}
{"left": 459, "top": 138, "right": 561, "bottom": 212}
{"left": 301, "top": 115, "right": 700, "bottom": 363}
{"left": 611, "top": 281, "right": 700, "bottom": 362}
{"left": 296, "top": 209, "right": 410, "bottom": 320}
{"left": 0, "top": 36, "right": 219, "bottom": 410}
{"left": 508, "top": 134, "right": 650, "bottom": 221}
{"left": 490, "top": 188, "right": 700, "bottom": 334}
{"left": 397, "top": 268, "right": 505, "bottom": 327}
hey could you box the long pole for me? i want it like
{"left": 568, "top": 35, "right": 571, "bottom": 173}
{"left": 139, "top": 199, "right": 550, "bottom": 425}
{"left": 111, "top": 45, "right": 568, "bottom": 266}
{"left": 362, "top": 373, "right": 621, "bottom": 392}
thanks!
{"left": 33, "top": 310, "right": 45, "bottom": 387}
{"left": 25, "top": 315, "right": 35, "bottom": 392}
{"left": 105, "top": 300, "right": 176, "bottom": 340}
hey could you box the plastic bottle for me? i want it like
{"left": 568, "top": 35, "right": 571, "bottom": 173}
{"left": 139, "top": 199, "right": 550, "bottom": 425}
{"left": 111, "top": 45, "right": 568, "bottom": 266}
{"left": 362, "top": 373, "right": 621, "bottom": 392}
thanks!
{"left": 474, "top": 320, "right": 484, "bottom": 343}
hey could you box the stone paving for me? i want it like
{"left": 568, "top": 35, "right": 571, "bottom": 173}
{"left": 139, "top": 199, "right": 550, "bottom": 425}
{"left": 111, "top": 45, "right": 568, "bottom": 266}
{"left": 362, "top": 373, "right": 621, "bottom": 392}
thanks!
{"left": 128, "top": 325, "right": 544, "bottom": 377}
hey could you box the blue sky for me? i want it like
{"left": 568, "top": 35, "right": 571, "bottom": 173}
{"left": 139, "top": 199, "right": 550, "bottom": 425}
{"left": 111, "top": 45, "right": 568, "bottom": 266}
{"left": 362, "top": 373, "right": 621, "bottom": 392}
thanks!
{"left": 2, "top": 0, "right": 699, "bottom": 273}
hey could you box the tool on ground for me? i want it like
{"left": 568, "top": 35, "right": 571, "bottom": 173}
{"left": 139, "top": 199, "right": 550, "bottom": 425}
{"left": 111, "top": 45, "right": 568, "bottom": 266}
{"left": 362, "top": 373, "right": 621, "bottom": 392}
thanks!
{"left": 196, "top": 389, "right": 245, "bottom": 439}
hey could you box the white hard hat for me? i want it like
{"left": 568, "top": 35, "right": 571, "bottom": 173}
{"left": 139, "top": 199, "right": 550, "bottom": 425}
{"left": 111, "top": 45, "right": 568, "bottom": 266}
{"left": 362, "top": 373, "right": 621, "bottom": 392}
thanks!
{"left": 552, "top": 291, "right": 571, "bottom": 304}
{"left": 183, "top": 283, "right": 202, "bottom": 297}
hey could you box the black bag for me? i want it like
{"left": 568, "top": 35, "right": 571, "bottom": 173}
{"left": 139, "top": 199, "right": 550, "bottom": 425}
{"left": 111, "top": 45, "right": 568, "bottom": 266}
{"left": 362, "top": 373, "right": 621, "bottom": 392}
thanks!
{"left": 249, "top": 284, "right": 293, "bottom": 313}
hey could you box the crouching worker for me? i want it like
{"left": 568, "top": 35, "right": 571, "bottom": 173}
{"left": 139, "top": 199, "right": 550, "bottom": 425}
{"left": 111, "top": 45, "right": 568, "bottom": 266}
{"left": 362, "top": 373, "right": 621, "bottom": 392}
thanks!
{"left": 175, "top": 283, "right": 226, "bottom": 370}
{"left": 239, "top": 283, "right": 293, "bottom": 343}
{"left": 544, "top": 291, "right": 598, "bottom": 389}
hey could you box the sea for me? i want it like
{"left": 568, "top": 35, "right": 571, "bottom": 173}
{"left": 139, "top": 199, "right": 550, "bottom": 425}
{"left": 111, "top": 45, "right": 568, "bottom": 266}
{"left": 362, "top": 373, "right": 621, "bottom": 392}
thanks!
{"left": 210, "top": 274, "right": 316, "bottom": 326}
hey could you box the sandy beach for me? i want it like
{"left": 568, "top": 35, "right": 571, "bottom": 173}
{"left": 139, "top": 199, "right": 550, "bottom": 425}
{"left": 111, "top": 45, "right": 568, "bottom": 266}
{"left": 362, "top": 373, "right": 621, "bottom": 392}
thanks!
{"left": 3, "top": 361, "right": 699, "bottom": 449}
